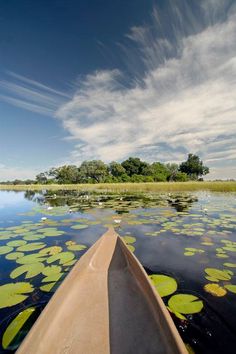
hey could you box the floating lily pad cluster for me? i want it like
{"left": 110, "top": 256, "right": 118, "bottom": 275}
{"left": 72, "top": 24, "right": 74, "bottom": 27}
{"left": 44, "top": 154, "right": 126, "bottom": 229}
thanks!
{"left": 184, "top": 248, "right": 205, "bottom": 256}
{"left": 149, "top": 274, "right": 204, "bottom": 320}
{"left": 203, "top": 267, "right": 236, "bottom": 297}
{"left": 121, "top": 235, "right": 136, "bottom": 252}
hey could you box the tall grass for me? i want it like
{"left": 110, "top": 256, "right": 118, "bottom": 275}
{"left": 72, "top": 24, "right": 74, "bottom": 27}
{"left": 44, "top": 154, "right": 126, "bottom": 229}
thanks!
{"left": 0, "top": 181, "right": 235, "bottom": 192}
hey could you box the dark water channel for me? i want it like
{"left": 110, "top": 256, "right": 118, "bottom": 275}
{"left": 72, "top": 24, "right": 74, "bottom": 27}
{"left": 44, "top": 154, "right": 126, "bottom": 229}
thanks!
{"left": 0, "top": 190, "right": 236, "bottom": 353}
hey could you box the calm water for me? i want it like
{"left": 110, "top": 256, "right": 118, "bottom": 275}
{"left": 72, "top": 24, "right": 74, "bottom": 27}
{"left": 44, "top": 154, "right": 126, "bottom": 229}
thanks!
{"left": 0, "top": 190, "right": 236, "bottom": 353}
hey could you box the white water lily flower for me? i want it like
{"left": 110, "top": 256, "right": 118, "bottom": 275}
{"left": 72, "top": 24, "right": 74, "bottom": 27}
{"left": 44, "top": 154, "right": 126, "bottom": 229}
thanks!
{"left": 114, "top": 219, "right": 121, "bottom": 224}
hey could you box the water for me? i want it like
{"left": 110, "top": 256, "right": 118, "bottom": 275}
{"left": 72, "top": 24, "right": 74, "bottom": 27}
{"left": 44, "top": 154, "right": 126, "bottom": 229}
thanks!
{"left": 0, "top": 190, "right": 236, "bottom": 353}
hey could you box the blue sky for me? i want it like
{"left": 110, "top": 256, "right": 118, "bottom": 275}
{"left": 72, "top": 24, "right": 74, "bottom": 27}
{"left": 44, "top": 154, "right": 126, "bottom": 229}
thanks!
{"left": 0, "top": 0, "right": 236, "bottom": 180}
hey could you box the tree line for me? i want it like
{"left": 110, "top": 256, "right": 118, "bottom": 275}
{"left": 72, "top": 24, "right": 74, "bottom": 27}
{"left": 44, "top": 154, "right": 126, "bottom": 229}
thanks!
{"left": 34, "top": 154, "right": 209, "bottom": 184}
{"left": 1, "top": 154, "right": 209, "bottom": 185}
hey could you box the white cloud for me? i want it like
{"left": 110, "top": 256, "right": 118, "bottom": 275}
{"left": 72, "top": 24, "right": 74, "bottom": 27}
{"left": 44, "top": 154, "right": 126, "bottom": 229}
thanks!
{"left": 54, "top": 3, "right": 236, "bottom": 181}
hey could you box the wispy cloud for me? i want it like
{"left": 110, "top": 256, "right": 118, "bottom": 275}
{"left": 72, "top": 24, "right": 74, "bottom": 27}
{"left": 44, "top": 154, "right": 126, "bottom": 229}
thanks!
{"left": 0, "top": 0, "right": 236, "bottom": 180}
{"left": 0, "top": 71, "right": 70, "bottom": 115}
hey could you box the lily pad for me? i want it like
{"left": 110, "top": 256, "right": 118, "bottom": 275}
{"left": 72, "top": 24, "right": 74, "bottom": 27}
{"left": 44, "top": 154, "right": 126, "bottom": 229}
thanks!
{"left": 7, "top": 240, "right": 27, "bottom": 247}
{"left": 122, "top": 236, "right": 136, "bottom": 244}
{"left": 42, "top": 273, "right": 63, "bottom": 283}
{"left": 205, "top": 268, "right": 232, "bottom": 281}
{"left": 40, "top": 282, "right": 57, "bottom": 292}
{"left": 149, "top": 274, "right": 177, "bottom": 297}
{"left": 0, "top": 283, "right": 34, "bottom": 308}
{"left": 39, "top": 246, "right": 62, "bottom": 256}
{"left": 126, "top": 244, "right": 135, "bottom": 252}
{"left": 71, "top": 224, "right": 88, "bottom": 230}
{"left": 224, "top": 284, "right": 236, "bottom": 294}
{"left": 41, "top": 231, "right": 65, "bottom": 237}
{"left": 47, "top": 252, "right": 75, "bottom": 265}
{"left": 168, "top": 294, "right": 203, "bottom": 316}
{"left": 23, "top": 234, "right": 45, "bottom": 241}
{"left": 0, "top": 246, "right": 14, "bottom": 255}
{"left": 17, "top": 242, "right": 46, "bottom": 252}
{"left": 2, "top": 307, "right": 36, "bottom": 349}
{"left": 204, "top": 283, "right": 227, "bottom": 297}
{"left": 42, "top": 265, "right": 62, "bottom": 276}
{"left": 10, "top": 263, "right": 44, "bottom": 279}
{"left": 67, "top": 244, "right": 87, "bottom": 251}
{"left": 16, "top": 253, "right": 47, "bottom": 265}
{"left": 223, "top": 263, "right": 236, "bottom": 268}
{"left": 5, "top": 252, "right": 24, "bottom": 260}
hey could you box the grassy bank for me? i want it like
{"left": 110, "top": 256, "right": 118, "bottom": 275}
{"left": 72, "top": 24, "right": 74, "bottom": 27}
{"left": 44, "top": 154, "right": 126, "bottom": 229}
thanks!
{"left": 0, "top": 181, "right": 236, "bottom": 192}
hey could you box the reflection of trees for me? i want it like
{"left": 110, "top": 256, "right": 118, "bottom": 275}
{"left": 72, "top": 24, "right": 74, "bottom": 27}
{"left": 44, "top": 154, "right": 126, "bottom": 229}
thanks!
{"left": 24, "top": 190, "right": 45, "bottom": 204}
{"left": 24, "top": 189, "right": 197, "bottom": 213}
{"left": 167, "top": 194, "right": 198, "bottom": 212}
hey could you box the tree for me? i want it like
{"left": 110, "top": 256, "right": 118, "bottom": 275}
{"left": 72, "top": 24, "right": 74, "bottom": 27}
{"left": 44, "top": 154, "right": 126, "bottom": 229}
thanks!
{"left": 165, "top": 163, "right": 179, "bottom": 181}
{"left": 36, "top": 172, "right": 48, "bottom": 184}
{"left": 179, "top": 154, "right": 209, "bottom": 180}
{"left": 109, "top": 162, "right": 126, "bottom": 177}
{"left": 151, "top": 162, "right": 169, "bottom": 181}
{"left": 121, "top": 157, "right": 150, "bottom": 176}
{"left": 55, "top": 165, "right": 79, "bottom": 184}
{"left": 78, "top": 160, "right": 109, "bottom": 183}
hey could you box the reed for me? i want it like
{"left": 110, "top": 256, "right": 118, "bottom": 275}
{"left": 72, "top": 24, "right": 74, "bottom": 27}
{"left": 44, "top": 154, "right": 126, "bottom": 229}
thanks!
{"left": 0, "top": 181, "right": 235, "bottom": 192}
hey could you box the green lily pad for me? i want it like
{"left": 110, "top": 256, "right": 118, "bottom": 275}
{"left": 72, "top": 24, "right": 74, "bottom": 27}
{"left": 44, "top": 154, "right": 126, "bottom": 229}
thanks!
{"left": 224, "top": 284, "right": 236, "bottom": 294}
{"left": 40, "top": 282, "right": 57, "bottom": 292}
{"left": 168, "top": 294, "right": 203, "bottom": 315}
{"left": 23, "top": 235, "right": 45, "bottom": 241}
{"left": 10, "top": 263, "right": 44, "bottom": 279}
{"left": 63, "top": 259, "right": 77, "bottom": 266}
{"left": 47, "top": 252, "right": 75, "bottom": 265}
{"left": 0, "top": 246, "right": 14, "bottom": 255}
{"left": 7, "top": 240, "right": 27, "bottom": 247}
{"left": 41, "top": 231, "right": 65, "bottom": 237}
{"left": 149, "top": 274, "right": 177, "bottom": 297}
{"left": 225, "top": 246, "right": 236, "bottom": 252}
{"left": 122, "top": 236, "right": 136, "bottom": 244}
{"left": 71, "top": 224, "right": 88, "bottom": 230}
{"left": 0, "top": 283, "right": 34, "bottom": 308}
{"left": 205, "top": 268, "right": 232, "bottom": 281}
{"left": 126, "top": 244, "right": 135, "bottom": 252}
{"left": 16, "top": 253, "right": 47, "bottom": 265}
{"left": 17, "top": 242, "right": 46, "bottom": 252}
{"left": 39, "top": 246, "right": 62, "bottom": 256}
{"left": 42, "top": 265, "right": 62, "bottom": 276}
{"left": 5, "top": 252, "right": 24, "bottom": 260}
{"left": 2, "top": 307, "right": 36, "bottom": 349}
{"left": 184, "top": 252, "right": 195, "bottom": 256}
{"left": 37, "top": 228, "right": 58, "bottom": 233}
{"left": 223, "top": 263, "right": 236, "bottom": 268}
{"left": 67, "top": 244, "right": 87, "bottom": 251}
{"left": 42, "top": 273, "right": 63, "bottom": 283}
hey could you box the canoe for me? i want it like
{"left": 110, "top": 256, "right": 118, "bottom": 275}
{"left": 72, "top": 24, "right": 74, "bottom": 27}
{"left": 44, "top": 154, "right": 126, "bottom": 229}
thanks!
{"left": 16, "top": 228, "right": 187, "bottom": 354}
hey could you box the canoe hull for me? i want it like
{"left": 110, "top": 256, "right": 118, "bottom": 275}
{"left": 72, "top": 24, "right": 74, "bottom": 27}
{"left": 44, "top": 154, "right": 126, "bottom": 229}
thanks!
{"left": 16, "top": 228, "right": 187, "bottom": 354}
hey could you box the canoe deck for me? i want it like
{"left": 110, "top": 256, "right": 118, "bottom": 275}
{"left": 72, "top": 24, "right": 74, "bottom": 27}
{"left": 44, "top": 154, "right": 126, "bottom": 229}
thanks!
{"left": 16, "top": 228, "right": 187, "bottom": 354}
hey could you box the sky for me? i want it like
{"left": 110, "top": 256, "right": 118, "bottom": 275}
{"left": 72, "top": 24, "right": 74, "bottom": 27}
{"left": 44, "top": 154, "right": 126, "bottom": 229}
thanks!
{"left": 0, "top": 0, "right": 236, "bottom": 180}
